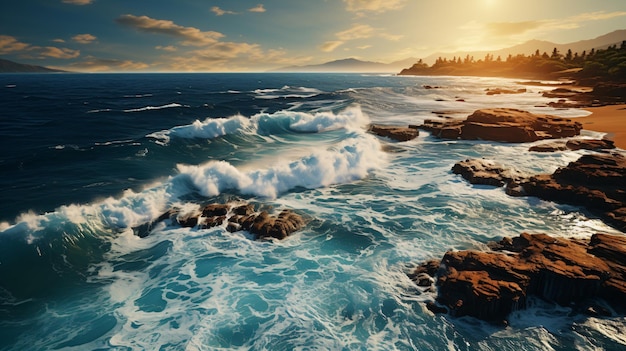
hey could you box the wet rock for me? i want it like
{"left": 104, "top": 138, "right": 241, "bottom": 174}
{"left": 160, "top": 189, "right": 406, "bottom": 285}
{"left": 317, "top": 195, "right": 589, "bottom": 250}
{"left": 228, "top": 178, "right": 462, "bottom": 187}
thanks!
{"left": 421, "top": 108, "right": 581, "bottom": 143}
{"left": 485, "top": 88, "right": 526, "bottom": 95}
{"left": 529, "top": 141, "right": 568, "bottom": 152}
{"left": 521, "top": 153, "right": 626, "bottom": 231}
{"left": 134, "top": 202, "right": 306, "bottom": 240}
{"left": 565, "top": 139, "right": 615, "bottom": 151}
{"left": 426, "top": 301, "right": 448, "bottom": 314}
{"left": 413, "top": 232, "right": 626, "bottom": 322}
{"left": 452, "top": 159, "right": 525, "bottom": 187}
{"left": 529, "top": 139, "right": 615, "bottom": 152}
{"left": 369, "top": 124, "right": 420, "bottom": 142}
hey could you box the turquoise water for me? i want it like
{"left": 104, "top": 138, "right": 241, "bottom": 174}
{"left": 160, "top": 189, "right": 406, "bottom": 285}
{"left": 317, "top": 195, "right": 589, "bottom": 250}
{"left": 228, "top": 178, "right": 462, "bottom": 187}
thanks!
{"left": 0, "top": 73, "right": 623, "bottom": 350}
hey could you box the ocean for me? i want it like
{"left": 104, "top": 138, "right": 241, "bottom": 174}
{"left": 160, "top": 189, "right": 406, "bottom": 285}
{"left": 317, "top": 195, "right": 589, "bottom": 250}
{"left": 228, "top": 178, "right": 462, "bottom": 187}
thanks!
{"left": 0, "top": 73, "right": 624, "bottom": 350}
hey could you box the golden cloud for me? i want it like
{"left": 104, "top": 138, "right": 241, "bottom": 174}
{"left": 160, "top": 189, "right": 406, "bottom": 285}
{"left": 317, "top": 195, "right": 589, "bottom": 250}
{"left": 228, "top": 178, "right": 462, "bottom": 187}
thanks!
{"left": 116, "top": 14, "right": 224, "bottom": 46}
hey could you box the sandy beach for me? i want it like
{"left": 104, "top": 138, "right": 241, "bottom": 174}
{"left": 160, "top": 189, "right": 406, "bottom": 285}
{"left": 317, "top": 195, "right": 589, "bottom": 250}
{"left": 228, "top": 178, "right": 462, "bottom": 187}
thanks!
{"left": 576, "top": 104, "right": 626, "bottom": 149}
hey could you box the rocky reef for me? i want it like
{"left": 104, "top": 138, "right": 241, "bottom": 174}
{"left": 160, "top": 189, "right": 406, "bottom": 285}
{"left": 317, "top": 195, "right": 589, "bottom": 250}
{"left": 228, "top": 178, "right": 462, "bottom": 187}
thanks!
{"left": 421, "top": 108, "right": 582, "bottom": 143}
{"left": 412, "top": 232, "right": 626, "bottom": 323}
{"left": 133, "top": 202, "right": 306, "bottom": 240}
{"left": 453, "top": 152, "right": 626, "bottom": 231}
{"left": 369, "top": 124, "right": 420, "bottom": 141}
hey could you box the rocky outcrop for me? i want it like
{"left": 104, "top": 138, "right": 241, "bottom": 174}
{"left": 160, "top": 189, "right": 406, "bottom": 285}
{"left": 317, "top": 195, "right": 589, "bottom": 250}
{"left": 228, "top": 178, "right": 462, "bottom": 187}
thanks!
{"left": 452, "top": 153, "right": 626, "bottom": 231}
{"left": 544, "top": 83, "right": 626, "bottom": 107}
{"left": 412, "top": 233, "right": 626, "bottom": 322}
{"left": 369, "top": 124, "right": 420, "bottom": 142}
{"left": 452, "top": 159, "right": 525, "bottom": 187}
{"left": 421, "top": 108, "right": 582, "bottom": 143}
{"left": 133, "top": 202, "right": 306, "bottom": 240}
{"left": 517, "top": 153, "right": 626, "bottom": 231}
{"left": 529, "top": 139, "right": 616, "bottom": 152}
{"left": 485, "top": 88, "right": 527, "bottom": 95}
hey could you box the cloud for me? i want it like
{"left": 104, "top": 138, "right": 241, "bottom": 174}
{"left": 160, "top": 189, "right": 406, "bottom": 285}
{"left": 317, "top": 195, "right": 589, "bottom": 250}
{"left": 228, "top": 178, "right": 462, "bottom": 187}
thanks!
{"left": 52, "top": 38, "right": 66, "bottom": 43}
{"left": 70, "top": 57, "right": 149, "bottom": 72}
{"left": 248, "top": 4, "right": 266, "bottom": 13}
{"left": 320, "top": 24, "right": 402, "bottom": 52}
{"left": 156, "top": 45, "right": 177, "bottom": 52}
{"left": 343, "top": 0, "right": 406, "bottom": 13}
{"left": 72, "top": 33, "right": 97, "bottom": 44}
{"left": 62, "top": 0, "right": 93, "bottom": 5}
{"left": 39, "top": 47, "right": 80, "bottom": 59}
{"left": 319, "top": 41, "right": 344, "bottom": 52}
{"left": 486, "top": 21, "right": 542, "bottom": 37}
{"left": 336, "top": 24, "right": 375, "bottom": 40}
{"left": 0, "top": 35, "right": 31, "bottom": 54}
{"left": 116, "top": 14, "right": 224, "bottom": 46}
{"left": 0, "top": 35, "right": 81, "bottom": 59}
{"left": 165, "top": 43, "right": 308, "bottom": 72}
{"left": 569, "top": 11, "right": 626, "bottom": 22}
{"left": 211, "top": 6, "right": 237, "bottom": 16}
{"left": 356, "top": 45, "right": 372, "bottom": 50}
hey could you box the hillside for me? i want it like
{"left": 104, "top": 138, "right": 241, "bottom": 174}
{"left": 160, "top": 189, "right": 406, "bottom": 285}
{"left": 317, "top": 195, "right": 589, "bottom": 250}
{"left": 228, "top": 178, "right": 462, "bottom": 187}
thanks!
{"left": 0, "top": 58, "right": 65, "bottom": 73}
{"left": 272, "top": 57, "right": 418, "bottom": 73}
{"left": 421, "top": 29, "right": 626, "bottom": 65}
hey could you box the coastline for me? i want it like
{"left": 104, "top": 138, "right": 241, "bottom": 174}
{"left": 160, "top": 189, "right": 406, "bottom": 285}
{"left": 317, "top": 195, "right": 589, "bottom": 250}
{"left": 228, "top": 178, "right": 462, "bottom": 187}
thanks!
{"left": 577, "top": 104, "right": 626, "bottom": 149}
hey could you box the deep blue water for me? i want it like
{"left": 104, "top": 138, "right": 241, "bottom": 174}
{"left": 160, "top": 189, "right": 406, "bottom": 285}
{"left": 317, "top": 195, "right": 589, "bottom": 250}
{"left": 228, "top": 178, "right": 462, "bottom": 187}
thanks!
{"left": 0, "top": 73, "right": 624, "bottom": 350}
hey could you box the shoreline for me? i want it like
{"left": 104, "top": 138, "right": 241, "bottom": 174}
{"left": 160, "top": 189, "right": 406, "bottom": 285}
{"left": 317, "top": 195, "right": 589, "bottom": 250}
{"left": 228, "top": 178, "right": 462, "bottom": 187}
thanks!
{"left": 576, "top": 104, "right": 626, "bottom": 149}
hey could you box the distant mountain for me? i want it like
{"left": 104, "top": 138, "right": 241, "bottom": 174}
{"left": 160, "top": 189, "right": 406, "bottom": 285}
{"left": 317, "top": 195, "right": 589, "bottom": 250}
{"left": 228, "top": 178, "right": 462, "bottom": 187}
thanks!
{"left": 272, "top": 57, "right": 419, "bottom": 73}
{"left": 0, "top": 58, "right": 65, "bottom": 73}
{"left": 421, "top": 29, "right": 626, "bottom": 65}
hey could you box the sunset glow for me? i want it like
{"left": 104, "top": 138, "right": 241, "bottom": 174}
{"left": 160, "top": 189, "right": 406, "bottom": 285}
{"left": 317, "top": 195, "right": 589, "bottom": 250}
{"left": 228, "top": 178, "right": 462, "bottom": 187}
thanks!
{"left": 0, "top": 0, "right": 625, "bottom": 71}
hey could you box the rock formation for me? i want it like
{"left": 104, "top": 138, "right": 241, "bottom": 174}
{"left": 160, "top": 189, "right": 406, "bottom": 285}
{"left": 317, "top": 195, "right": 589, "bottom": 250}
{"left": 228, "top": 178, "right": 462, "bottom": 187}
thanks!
{"left": 421, "top": 108, "right": 582, "bottom": 143}
{"left": 529, "top": 139, "right": 615, "bottom": 152}
{"left": 369, "top": 124, "right": 420, "bottom": 142}
{"left": 517, "top": 153, "right": 626, "bottom": 231}
{"left": 485, "top": 88, "right": 527, "bottom": 95}
{"left": 452, "top": 153, "right": 626, "bottom": 231}
{"left": 451, "top": 159, "right": 525, "bottom": 187}
{"left": 412, "top": 232, "right": 626, "bottom": 323}
{"left": 133, "top": 202, "right": 306, "bottom": 240}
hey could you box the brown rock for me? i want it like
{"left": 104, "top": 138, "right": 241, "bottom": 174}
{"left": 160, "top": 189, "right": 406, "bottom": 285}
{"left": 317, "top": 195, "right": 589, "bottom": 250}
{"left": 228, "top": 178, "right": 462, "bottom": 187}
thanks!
{"left": 369, "top": 124, "right": 419, "bottom": 142}
{"left": 421, "top": 108, "right": 582, "bottom": 143}
{"left": 133, "top": 202, "right": 306, "bottom": 240}
{"left": 565, "top": 139, "right": 615, "bottom": 151}
{"left": 520, "top": 153, "right": 626, "bottom": 231}
{"left": 529, "top": 141, "right": 568, "bottom": 152}
{"left": 418, "top": 233, "right": 626, "bottom": 322}
{"left": 452, "top": 159, "right": 525, "bottom": 187}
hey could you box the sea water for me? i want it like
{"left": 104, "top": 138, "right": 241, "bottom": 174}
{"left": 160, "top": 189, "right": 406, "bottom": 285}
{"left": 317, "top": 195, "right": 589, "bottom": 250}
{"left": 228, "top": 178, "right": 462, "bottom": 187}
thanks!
{"left": 0, "top": 73, "right": 624, "bottom": 350}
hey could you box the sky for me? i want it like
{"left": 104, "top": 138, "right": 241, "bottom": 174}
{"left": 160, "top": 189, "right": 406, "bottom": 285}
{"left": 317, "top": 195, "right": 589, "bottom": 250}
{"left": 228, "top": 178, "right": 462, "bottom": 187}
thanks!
{"left": 1, "top": 0, "right": 625, "bottom": 72}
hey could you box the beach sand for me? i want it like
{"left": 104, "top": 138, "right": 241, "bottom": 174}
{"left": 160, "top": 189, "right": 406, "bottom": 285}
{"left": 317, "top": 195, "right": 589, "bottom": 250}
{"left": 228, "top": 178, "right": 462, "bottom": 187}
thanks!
{"left": 576, "top": 104, "right": 626, "bottom": 149}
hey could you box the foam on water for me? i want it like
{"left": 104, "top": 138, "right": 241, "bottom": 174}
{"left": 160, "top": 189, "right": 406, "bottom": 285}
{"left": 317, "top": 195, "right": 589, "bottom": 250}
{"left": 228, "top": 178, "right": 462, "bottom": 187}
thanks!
{"left": 147, "top": 106, "right": 368, "bottom": 144}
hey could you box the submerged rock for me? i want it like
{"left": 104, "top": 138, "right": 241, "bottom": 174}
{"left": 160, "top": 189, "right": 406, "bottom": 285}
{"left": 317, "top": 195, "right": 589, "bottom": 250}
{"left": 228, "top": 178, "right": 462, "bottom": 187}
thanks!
{"left": 133, "top": 202, "right": 306, "bottom": 240}
{"left": 421, "top": 108, "right": 582, "bottom": 143}
{"left": 412, "top": 233, "right": 626, "bottom": 322}
{"left": 369, "top": 124, "right": 420, "bottom": 142}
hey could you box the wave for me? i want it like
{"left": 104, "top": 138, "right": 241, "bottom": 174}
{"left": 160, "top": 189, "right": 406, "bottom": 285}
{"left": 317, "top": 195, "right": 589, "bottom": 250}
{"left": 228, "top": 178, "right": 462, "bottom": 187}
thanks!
{"left": 123, "top": 103, "right": 185, "bottom": 113}
{"left": 147, "top": 106, "right": 369, "bottom": 144}
{"left": 254, "top": 85, "right": 324, "bottom": 100}
{"left": 176, "top": 133, "right": 385, "bottom": 199}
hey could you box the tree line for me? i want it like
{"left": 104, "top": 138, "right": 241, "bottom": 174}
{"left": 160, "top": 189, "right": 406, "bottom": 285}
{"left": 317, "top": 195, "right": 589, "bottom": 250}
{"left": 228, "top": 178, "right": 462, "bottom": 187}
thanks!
{"left": 400, "top": 41, "right": 626, "bottom": 82}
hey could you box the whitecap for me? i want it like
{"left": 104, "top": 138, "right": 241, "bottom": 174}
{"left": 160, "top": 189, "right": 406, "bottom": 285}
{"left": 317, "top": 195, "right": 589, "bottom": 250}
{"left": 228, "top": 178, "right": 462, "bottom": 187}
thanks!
{"left": 123, "top": 103, "right": 184, "bottom": 113}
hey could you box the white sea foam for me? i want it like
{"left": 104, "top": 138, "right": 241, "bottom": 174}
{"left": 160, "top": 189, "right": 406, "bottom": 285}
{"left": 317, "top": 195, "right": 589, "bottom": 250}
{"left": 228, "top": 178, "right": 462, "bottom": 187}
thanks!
{"left": 123, "top": 103, "right": 184, "bottom": 113}
{"left": 253, "top": 85, "right": 323, "bottom": 99}
{"left": 176, "top": 133, "right": 385, "bottom": 198}
{"left": 147, "top": 106, "right": 369, "bottom": 144}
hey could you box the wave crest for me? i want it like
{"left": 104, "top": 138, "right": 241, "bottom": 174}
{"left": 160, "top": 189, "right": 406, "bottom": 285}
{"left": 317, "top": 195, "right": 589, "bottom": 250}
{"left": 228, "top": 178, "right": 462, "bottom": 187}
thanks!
{"left": 176, "top": 133, "right": 384, "bottom": 199}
